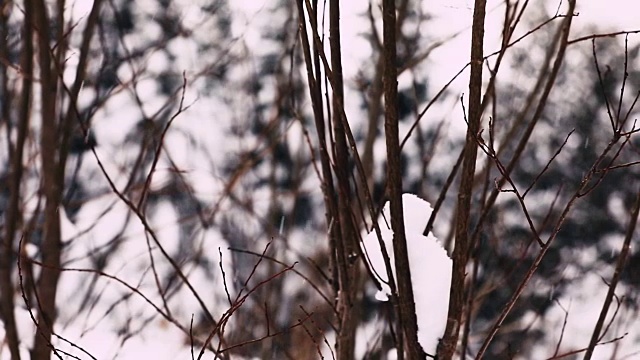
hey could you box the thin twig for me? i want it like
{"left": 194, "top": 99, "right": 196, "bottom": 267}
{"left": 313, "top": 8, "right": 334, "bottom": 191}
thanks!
{"left": 583, "top": 188, "right": 640, "bottom": 359}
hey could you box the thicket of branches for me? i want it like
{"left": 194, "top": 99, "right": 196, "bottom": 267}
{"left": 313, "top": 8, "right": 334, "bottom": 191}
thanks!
{"left": 0, "top": 0, "right": 639, "bottom": 359}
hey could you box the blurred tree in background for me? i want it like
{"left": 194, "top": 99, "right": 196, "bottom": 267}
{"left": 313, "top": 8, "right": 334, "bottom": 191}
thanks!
{"left": 0, "top": 0, "right": 639, "bottom": 359}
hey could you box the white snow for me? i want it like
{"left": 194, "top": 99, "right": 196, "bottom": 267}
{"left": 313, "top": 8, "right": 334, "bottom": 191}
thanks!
{"left": 362, "top": 193, "right": 452, "bottom": 356}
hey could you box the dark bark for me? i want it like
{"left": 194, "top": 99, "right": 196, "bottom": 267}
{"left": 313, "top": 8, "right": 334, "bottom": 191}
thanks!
{"left": 328, "top": 1, "right": 361, "bottom": 359}
{"left": 0, "top": 2, "right": 33, "bottom": 359}
{"left": 438, "top": 0, "right": 487, "bottom": 358}
{"left": 381, "top": 0, "right": 423, "bottom": 358}
{"left": 30, "top": 0, "right": 63, "bottom": 358}
{"left": 296, "top": 0, "right": 339, "bottom": 295}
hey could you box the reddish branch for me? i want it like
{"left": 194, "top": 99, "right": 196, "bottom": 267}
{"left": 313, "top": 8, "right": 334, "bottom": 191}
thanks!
{"left": 198, "top": 256, "right": 297, "bottom": 359}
